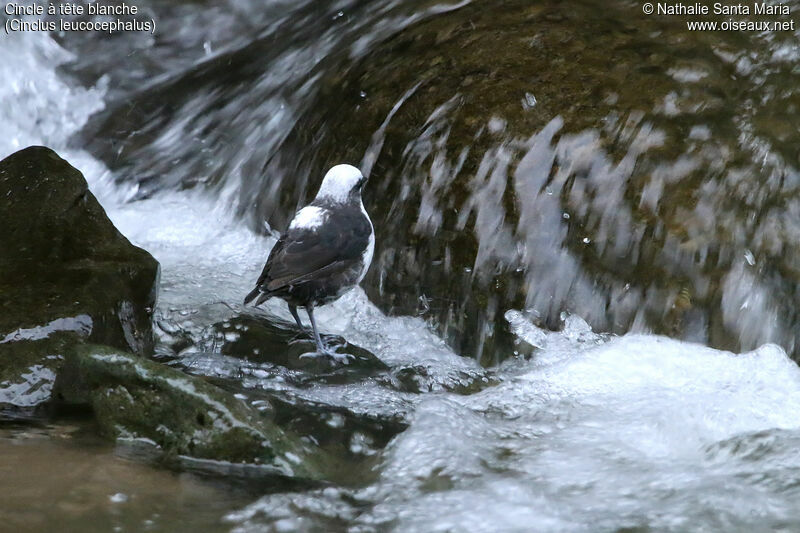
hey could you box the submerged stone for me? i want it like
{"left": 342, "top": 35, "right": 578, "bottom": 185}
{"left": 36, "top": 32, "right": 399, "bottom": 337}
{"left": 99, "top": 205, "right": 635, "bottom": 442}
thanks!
{"left": 380, "top": 364, "right": 497, "bottom": 395}
{"left": 54, "top": 344, "right": 330, "bottom": 479}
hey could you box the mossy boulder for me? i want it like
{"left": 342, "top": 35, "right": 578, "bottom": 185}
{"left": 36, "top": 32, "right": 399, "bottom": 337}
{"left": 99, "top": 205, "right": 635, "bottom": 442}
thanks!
{"left": 54, "top": 344, "right": 330, "bottom": 479}
{"left": 0, "top": 146, "right": 160, "bottom": 408}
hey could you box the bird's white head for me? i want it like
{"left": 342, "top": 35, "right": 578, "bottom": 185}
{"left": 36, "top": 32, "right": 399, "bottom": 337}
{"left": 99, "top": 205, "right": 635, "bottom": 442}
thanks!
{"left": 315, "top": 164, "right": 366, "bottom": 203}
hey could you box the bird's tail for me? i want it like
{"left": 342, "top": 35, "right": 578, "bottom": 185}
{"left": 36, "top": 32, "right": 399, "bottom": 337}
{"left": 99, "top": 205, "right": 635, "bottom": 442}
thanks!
{"left": 243, "top": 286, "right": 266, "bottom": 306}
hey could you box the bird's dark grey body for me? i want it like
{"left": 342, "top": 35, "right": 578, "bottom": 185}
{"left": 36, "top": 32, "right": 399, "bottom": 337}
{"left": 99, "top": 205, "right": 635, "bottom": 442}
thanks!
{"left": 245, "top": 198, "right": 372, "bottom": 308}
{"left": 244, "top": 164, "right": 374, "bottom": 359}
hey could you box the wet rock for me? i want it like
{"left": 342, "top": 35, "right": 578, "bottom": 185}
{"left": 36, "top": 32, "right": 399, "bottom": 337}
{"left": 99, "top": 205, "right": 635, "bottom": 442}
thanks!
{"left": 153, "top": 305, "right": 408, "bottom": 472}
{"left": 0, "top": 317, "right": 94, "bottom": 409}
{"left": 0, "top": 147, "right": 159, "bottom": 408}
{"left": 0, "top": 146, "right": 159, "bottom": 355}
{"left": 269, "top": 395, "right": 408, "bottom": 478}
{"left": 155, "top": 304, "right": 387, "bottom": 381}
{"left": 0, "top": 333, "right": 77, "bottom": 409}
{"left": 54, "top": 344, "right": 331, "bottom": 479}
{"left": 258, "top": 0, "right": 800, "bottom": 362}
{"left": 206, "top": 314, "right": 388, "bottom": 378}
{"left": 73, "top": 0, "right": 665, "bottom": 363}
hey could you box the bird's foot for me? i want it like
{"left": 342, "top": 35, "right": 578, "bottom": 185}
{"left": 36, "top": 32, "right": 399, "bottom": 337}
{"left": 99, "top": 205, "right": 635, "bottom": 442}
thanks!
{"left": 324, "top": 349, "right": 355, "bottom": 364}
{"left": 299, "top": 345, "right": 354, "bottom": 364}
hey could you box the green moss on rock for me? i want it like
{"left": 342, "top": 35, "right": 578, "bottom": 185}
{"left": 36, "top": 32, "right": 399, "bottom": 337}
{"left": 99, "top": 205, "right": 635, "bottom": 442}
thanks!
{"left": 54, "top": 344, "right": 330, "bottom": 479}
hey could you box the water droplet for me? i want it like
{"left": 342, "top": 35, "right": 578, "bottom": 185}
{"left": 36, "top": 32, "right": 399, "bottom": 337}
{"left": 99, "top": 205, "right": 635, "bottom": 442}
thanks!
{"left": 487, "top": 116, "right": 506, "bottom": 133}
{"left": 109, "top": 493, "right": 128, "bottom": 504}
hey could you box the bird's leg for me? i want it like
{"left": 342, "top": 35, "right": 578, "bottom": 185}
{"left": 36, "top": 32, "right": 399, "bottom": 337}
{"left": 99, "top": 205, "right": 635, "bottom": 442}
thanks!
{"left": 306, "top": 304, "right": 326, "bottom": 353}
{"left": 288, "top": 305, "right": 305, "bottom": 331}
{"left": 302, "top": 305, "right": 352, "bottom": 362}
{"left": 287, "top": 304, "right": 310, "bottom": 344}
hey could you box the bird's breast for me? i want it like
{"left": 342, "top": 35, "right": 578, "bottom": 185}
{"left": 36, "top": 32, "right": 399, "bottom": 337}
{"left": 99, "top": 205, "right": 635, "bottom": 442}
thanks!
{"left": 357, "top": 201, "right": 375, "bottom": 284}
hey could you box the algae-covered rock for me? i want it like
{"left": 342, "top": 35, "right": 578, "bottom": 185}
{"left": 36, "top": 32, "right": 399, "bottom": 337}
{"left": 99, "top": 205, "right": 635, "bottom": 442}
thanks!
{"left": 54, "top": 344, "right": 329, "bottom": 479}
{"left": 0, "top": 146, "right": 159, "bottom": 356}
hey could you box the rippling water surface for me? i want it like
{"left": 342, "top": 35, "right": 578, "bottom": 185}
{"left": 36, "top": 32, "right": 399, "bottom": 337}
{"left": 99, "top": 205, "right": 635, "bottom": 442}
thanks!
{"left": 2, "top": 0, "right": 800, "bottom": 530}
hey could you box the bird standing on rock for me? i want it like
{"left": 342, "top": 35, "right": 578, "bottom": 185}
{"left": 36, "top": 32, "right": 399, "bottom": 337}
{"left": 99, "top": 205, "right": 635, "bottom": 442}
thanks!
{"left": 243, "top": 164, "right": 374, "bottom": 361}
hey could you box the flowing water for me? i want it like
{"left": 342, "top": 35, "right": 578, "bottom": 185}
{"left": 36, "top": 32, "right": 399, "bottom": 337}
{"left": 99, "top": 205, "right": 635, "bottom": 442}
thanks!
{"left": 2, "top": 0, "right": 800, "bottom": 530}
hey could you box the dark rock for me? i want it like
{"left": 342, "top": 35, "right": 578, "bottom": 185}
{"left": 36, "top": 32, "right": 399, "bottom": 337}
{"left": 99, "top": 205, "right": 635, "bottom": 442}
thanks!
{"left": 54, "top": 344, "right": 331, "bottom": 479}
{"left": 0, "top": 332, "right": 80, "bottom": 409}
{"left": 207, "top": 314, "right": 388, "bottom": 378}
{"left": 0, "top": 146, "right": 160, "bottom": 409}
{"left": 269, "top": 395, "right": 408, "bottom": 450}
{"left": 155, "top": 304, "right": 387, "bottom": 381}
{"left": 267, "top": 395, "right": 408, "bottom": 483}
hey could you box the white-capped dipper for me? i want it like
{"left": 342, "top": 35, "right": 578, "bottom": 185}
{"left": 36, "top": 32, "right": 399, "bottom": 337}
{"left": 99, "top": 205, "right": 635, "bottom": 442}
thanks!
{"left": 244, "top": 164, "right": 374, "bottom": 360}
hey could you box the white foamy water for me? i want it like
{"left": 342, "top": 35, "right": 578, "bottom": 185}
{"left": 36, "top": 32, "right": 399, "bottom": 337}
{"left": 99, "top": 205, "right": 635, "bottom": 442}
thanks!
{"left": 230, "top": 321, "right": 800, "bottom": 532}
{"left": 0, "top": 29, "right": 123, "bottom": 201}
{"left": 7, "top": 28, "right": 800, "bottom": 533}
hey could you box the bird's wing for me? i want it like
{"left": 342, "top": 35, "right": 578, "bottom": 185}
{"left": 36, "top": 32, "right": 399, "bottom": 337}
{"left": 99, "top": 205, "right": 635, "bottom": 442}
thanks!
{"left": 255, "top": 207, "right": 371, "bottom": 293}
